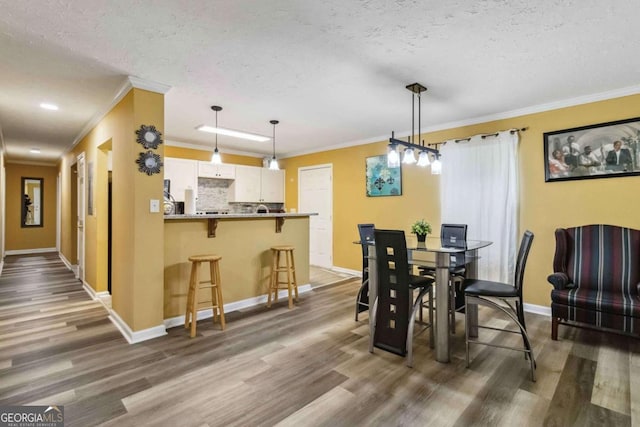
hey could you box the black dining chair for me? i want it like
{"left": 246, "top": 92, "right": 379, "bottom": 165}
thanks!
{"left": 418, "top": 223, "right": 468, "bottom": 333}
{"left": 355, "top": 223, "right": 375, "bottom": 321}
{"left": 463, "top": 230, "right": 536, "bottom": 381}
{"left": 372, "top": 229, "right": 434, "bottom": 367}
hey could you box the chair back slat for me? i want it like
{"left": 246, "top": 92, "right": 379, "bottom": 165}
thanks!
{"left": 373, "top": 229, "right": 411, "bottom": 356}
{"left": 441, "top": 224, "right": 468, "bottom": 248}
{"left": 358, "top": 223, "right": 375, "bottom": 278}
{"left": 514, "top": 230, "right": 535, "bottom": 294}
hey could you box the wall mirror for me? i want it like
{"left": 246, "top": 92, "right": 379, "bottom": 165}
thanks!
{"left": 22, "top": 177, "right": 44, "bottom": 227}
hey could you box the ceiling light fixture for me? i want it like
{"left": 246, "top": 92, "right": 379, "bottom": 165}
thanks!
{"left": 387, "top": 83, "right": 440, "bottom": 174}
{"left": 196, "top": 125, "right": 270, "bottom": 142}
{"left": 40, "top": 103, "right": 58, "bottom": 111}
{"left": 210, "top": 105, "right": 222, "bottom": 164}
{"left": 269, "top": 120, "right": 279, "bottom": 170}
{"left": 30, "top": 148, "right": 41, "bottom": 154}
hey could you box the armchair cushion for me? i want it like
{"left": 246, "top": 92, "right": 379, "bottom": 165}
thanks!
{"left": 551, "top": 288, "right": 640, "bottom": 317}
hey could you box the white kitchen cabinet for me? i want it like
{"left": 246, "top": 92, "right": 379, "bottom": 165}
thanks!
{"left": 260, "top": 168, "right": 285, "bottom": 203}
{"left": 229, "top": 165, "right": 284, "bottom": 203}
{"left": 198, "top": 162, "right": 236, "bottom": 179}
{"left": 164, "top": 157, "right": 198, "bottom": 202}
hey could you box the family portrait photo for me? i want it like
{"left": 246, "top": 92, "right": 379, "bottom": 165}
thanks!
{"left": 544, "top": 117, "right": 640, "bottom": 182}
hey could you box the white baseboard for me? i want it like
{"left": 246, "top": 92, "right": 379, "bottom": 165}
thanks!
{"left": 81, "top": 281, "right": 112, "bottom": 308}
{"left": 109, "top": 309, "right": 167, "bottom": 344}
{"left": 524, "top": 303, "right": 551, "bottom": 317}
{"left": 5, "top": 247, "right": 57, "bottom": 256}
{"left": 330, "top": 266, "right": 361, "bottom": 277}
{"left": 164, "top": 284, "right": 313, "bottom": 329}
{"left": 58, "top": 253, "right": 78, "bottom": 276}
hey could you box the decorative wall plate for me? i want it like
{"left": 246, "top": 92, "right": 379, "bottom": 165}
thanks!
{"left": 135, "top": 124, "right": 163, "bottom": 149}
{"left": 136, "top": 151, "right": 163, "bottom": 175}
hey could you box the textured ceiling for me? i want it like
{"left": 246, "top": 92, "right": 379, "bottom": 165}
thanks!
{"left": 1, "top": 0, "right": 639, "bottom": 163}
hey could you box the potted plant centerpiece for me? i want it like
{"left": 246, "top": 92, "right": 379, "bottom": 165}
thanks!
{"left": 411, "top": 219, "right": 432, "bottom": 243}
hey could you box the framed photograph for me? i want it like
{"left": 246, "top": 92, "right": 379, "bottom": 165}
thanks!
{"left": 544, "top": 117, "right": 640, "bottom": 182}
{"left": 366, "top": 155, "right": 402, "bottom": 196}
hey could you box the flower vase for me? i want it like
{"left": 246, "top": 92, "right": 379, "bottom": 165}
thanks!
{"left": 417, "top": 234, "right": 426, "bottom": 243}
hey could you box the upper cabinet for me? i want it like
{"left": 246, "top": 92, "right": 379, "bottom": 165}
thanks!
{"left": 229, "top": 165, "right": 285, "bottom": 203}
{"left": 164, "top": 157, "right": 198, "bottom": 202}
{"left": 198, "top": 162, "right": 236, "bottom": 179}
{"left": 260, "top": 168, "right": 285, "bottom": 203}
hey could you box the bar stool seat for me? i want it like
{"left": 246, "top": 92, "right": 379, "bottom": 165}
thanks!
{"left": 267, "top": 245, "right": 298, "bottom": 309}
{"left": 185, "top": 254, "right": 225, "bottom": 338}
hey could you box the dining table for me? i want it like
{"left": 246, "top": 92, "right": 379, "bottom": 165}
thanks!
{"left": 363, "top": 236, "right": 492, "bottom": 363}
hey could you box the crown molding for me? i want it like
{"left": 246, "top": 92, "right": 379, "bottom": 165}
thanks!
{"left": 5, "top": 159, "right": 58, "bottom": 167}
{"left": 164, "top": 138, "right": 266, "bottom": 158}
{"left": 65, "top": 76, "right": 172, "bottom": 156}
{"left": 128, "top": 76, "right": 171, "bottom": 94}
{"left": 283, "top": 84, "right": 640, "bottom": 159}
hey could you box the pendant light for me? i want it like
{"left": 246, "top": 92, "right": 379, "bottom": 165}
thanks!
{"left": 387, "top": 83, "right": 441, "bottom": 173}
{"left": 269, "top": 119, "right": 279, "bottom": 170}
{"left": 210, "top": 105, "right": 222, "bottom": 164}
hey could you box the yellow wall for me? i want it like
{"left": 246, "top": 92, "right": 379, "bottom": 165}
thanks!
{"left": 165, "top": 145, "right": 263, "bottom": 166}
{"left": 60, "top": 87, "right": 165, "bottom": 331}
{"left": 283, "top": 94, "right": 640, "bottom": 307}
{"left": 5, "top": 164, "right": 57, "bottom": 251}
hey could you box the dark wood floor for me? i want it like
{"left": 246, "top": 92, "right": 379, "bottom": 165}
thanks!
{"left": 0, "top": 253, "right": 637, "bottom": 426}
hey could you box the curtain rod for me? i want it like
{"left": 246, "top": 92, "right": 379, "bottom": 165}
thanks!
{"left": 426, "top": 127, "right": 529, "bottom": 148}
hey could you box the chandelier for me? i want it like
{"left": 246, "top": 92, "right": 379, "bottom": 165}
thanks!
{"left": 387, "top": 83, "right": 441, "bottom": 175}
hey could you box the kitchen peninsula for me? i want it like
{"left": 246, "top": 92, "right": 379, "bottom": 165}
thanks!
{"left": 164, "top": 213, "right": 316, "bottom": 323}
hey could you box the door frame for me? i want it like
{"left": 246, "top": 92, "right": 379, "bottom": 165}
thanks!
{"left": 77, "top": 152, "right": 86, "bottom": 282}
{"left": 298, "top": 163, "right": 333, "bottom": 268}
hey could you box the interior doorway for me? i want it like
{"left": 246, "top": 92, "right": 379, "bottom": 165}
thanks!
{"left": 298, "top": 164, "right": 333, "bottom": 268}
{"left": 76, "top": 153, "right": 85, "bottom": 282}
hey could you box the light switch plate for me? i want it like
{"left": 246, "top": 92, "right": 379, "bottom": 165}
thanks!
{"left": 150, "top": 199, "right": 160, "bottom": 213}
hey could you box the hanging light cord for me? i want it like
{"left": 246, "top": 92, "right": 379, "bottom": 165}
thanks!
{"left": 215, "top": 110, "right": 218, "bottom": 150}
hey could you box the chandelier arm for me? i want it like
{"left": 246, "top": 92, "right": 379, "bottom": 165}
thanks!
{"left": 389, "top": 137, "right": 439, "bottom": 156}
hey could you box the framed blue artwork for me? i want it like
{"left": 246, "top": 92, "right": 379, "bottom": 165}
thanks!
{"left": 366, "top": 155, "right": 402, "bottom": 197}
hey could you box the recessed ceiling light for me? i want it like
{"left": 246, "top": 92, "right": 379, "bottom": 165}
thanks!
{"left": 196, "top": 125, "right": 270, "bottom": 142}
{"left": 40, "top": 103, "right": 59, "bottom": 111}
{"left": 30, "top": 148, "right": 41, "bottom": 154}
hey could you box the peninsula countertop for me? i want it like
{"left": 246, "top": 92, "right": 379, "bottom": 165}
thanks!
{"left": 164, "top": 212, "right": 317, "bottom": 220}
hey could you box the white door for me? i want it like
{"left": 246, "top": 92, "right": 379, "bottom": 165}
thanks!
{"left": 299, "top": 165, "right": 332, "bottom": 268}
{"left": 77, "top": 153, "right": 86, "bottom": 281}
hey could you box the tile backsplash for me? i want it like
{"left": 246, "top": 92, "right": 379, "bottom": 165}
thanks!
{"left": 196, "top": 178, "right": 230, "bottom": 211}
{"left": 196, "top": 178, "right": 283, "bottom": 213}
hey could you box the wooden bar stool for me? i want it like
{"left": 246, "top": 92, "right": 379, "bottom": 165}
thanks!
{"left": 185, "top": 254, "right": 225, "bottom": 338}
{"left": 267, "top": 245, "right": 298, "bottom": 309}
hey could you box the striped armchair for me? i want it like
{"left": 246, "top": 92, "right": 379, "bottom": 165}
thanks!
{"left": 548, "top": 224, "right": 640, "bottom": 339}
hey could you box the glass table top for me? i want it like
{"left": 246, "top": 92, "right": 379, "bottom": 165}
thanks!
{"left": 356, "top": 236, "right": 492, "bottom": 253}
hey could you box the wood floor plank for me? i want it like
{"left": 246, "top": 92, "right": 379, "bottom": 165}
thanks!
{"left": 591, "top": 336, "right": 631, "bottom": 415}
{"left": 0, "top": 254, "right": 635, "bottom": 426}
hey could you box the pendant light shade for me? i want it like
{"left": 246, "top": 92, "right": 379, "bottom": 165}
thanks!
{"left": 417, "top": 150, "right": 431, "bottom": 167}
{"left": 387, "top": 144, "right": 400, "bottom": 168}
{"left": 210, "top": 105, "right": 223, "bottom": 164}
{"left": 402, "top": 147, "right": 416, "bottom": 164}
{"left": 431, "top": 156, "right": 442, "bottom": 175}
{"left": 269, "top": 119, "right": 279, "bottom": 170}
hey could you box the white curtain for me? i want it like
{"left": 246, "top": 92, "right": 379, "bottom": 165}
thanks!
{"left": 439, "top": 131, "right": 519, "bottom": 283}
